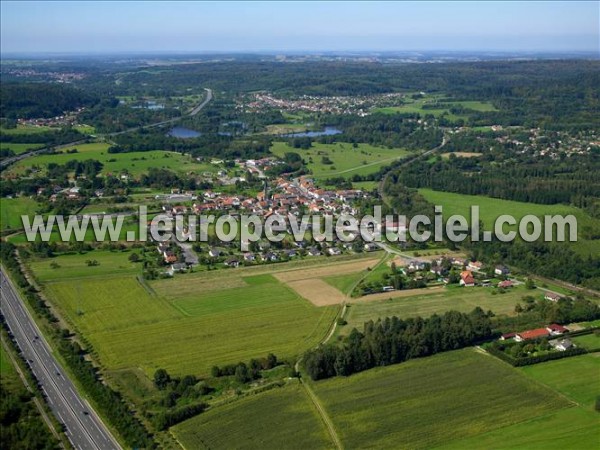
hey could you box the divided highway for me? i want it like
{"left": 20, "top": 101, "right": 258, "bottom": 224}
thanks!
{"left": 0, "top": 269, "right": 120, "bottom": 450}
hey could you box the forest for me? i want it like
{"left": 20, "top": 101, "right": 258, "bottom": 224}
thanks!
{"left": 0, "top": 83, "right": 98, "bottom": 119}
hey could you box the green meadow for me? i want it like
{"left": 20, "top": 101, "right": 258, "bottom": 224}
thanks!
{"left": 270, "top": 141, "right": 409, "bottom": 179}
{"left": 0, "top": 142, "right": 45, "bottom": 154}
{"left": 172, "top": 383, "right": 334, "bottom": 450}
{"left": 311, "top": 348, "right": 569, "bottom": 449}
{"left": 443, "top": 352, "right": 600, "bottom": 449}
{"left": 32, "top": 250, "right": 337, "bottom": 378}
{"left": 375, "top": 95, "right": 497, "bottom": 121}
{"left": 5, "top": 142, "right": 217, "bottom": 178}
{"left": 0, "top": 197, "right": 40, "bottom": 231}
{"left": 341, "top": 284, "right": 531, "bottom": 334}
{"left": 419, "top": 188, "right": 600, "bottom": 256}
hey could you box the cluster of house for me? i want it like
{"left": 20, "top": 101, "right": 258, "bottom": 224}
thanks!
{"left": 500, "top": 324, "right": 574, "bottom": 351}
{"left": 243, "top": 93, "right": 371, "bottom": 116}
{"left": 17, "top": 107, "right": 86, "bottom": 128}
{"left": 160, "top": 176, "right": 365, "bottom": 221}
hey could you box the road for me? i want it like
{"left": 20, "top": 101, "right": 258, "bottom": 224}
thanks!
{"left": 107, "top": 88, "right": 212, "bottom": 137}
{"left": 0, "top": 88, "right": 213, "bottom": 168}
{"left": 0, "top": 268, "right": 121, "bottom": 450}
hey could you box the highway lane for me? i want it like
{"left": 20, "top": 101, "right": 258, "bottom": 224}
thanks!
{"left": 0, "top": 269, "right": 121, "bottom": 450}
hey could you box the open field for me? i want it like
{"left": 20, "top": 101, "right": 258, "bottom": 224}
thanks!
{"left": 172, "top": 383, "right": 334, "bottom": 450}
{"left": 520, "top": 352, "right": 600, "bottom": 408}
{"left": 35, "top": 251, "right": 338, "bottom": 377}
{"left": 0, "top": 124, "right": 60, "bottom": 135}
{"left": 419, "top": 188, "right": 600, "bottom": 257}
{"left": 270, "top": 141, "right": 409, "bottom": 179}
{"left": 443, "top": 352, "right": 600, "bottom": 449}
{"left": 8, "top": 217, "right": 141, "bottom": 244}
{"left": 4, "top": 142, "right": 217, "bottom": 178}
{"left": 441, "top": 151, "right": 482, "bottom": 158}
{"left": 274, "top": 257, "right": 379, "bottom": 305}
{"left": 342, "top": 284, "right": 531, "bottom": 333}
{"left": 0, "top": 197, "right": 39, "bottom": 230}
{"left": 0, "top": 142, "right": 45, "bottom": 154}
{"left": 28, "top": 250, "right": 142, "bottom": 282}
{"left": 311, "top": 348, "right": 569, "bottom": 449}
{"left": 375, "top": 95, "right": 497, "bottom": 121}
{"left": 439, "top": 407, "right": 599, "bottom": 450}
{"left": 151, "top": 252, "right": 383, "bottom": 299}
{"left": 570, "top": 333, "right": 600, "bottom": 351}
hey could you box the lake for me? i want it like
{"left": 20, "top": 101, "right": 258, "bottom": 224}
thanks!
{"left": 168, "top": 127, "right": 201, "bottom": 138}
{"left": 284, "top": 126, "right": 342, "bottom": 137}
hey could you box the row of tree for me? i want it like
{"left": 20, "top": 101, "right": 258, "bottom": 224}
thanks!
{"left": 303, "top": 308, "right": 494, "bottom": 380}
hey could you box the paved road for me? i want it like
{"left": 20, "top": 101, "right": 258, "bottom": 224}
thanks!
{"left": 0, "top": 269, "right": 120, "bottom": 450}
{"left": 0, "top": 139, "right": 89, "bottom": 169}
{"left": 107, "top": 88, "right": 212, "bottom": 137}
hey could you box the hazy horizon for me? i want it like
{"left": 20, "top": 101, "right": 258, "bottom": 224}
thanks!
{"left": 2, "top": 1, "right": 598, "bottom": 55}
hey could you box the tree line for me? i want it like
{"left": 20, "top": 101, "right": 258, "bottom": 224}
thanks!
{"left": 303, "top": 308, "right": 493, "bottom": 380}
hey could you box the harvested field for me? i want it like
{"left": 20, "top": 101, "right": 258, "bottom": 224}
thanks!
{"left": 287, "top": 279, "right": 347, "bottom": 306}
{"left": 351, "top": 286, "right": 445, "bottom": 303}
{"left": 275, "top": 258, "right": 379, "bottom": 306}
{"left": 275, "top": 258, "right": 378, "bottom": 282}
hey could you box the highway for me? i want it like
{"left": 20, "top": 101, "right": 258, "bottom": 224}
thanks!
{"left": 0, "top": 268, "right": 121, "bottom": 450}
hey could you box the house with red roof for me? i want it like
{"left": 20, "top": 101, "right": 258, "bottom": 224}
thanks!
{"left": 515, "top": 328, "right": 550, "bottom": 342}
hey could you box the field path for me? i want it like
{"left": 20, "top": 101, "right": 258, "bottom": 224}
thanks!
{"left": 300, "top": 379, "right": 344, "bottom": 450}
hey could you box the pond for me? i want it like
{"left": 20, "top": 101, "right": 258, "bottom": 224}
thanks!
{"left": 284, "top": 126, "right": 342, "bottom": 137}
{"left": 167, "top": 127, "right": 201, "bottom": 138}
{"left": 132, "top": 101, "right": 165, "bottom": 110}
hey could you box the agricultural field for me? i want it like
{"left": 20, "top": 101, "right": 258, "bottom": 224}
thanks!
{"left": 570, "top": 333, "right": 600, "bottom": 351}
{"left": 340, "top": 284, "right": 531, "bottom": 333}
{"left": 0, "top": 142, "right": 45, "bottom": 154}
{"left": 520, "top": 352, "right": 600, "bottom": 408}
{"left": 4, "top": 142, "right": 217, "bottom": 178}
{"left": 0, "top": 197, "right": 40, "bottom": 231}
{"left": 28, "top": 249, "right": 142, "bottom": 282}
{"left": 444, "top": 352, "right": 600, "bottom": 449}
{"left": 270, "top": 141, "right": 409, "bottom": 179}
{"left": 418, "top": 188, "right": 600, "bottom": 257}
{"left": 172, "top": 383, "right": 334, "bottom": 450}
{"left": 32, "top": 251, "right": 338, "bottom": 378}
{"left": 374, "top": 95, "right": 497, "bottom": 121}
{"left": 8, "top": 216, "right": 141, "bottom": 244}
{"left": 310, "top": 348, "right": 568, "bottom": 449}
{"left": 0, "top": 124, "right": 60, "bottom": 135}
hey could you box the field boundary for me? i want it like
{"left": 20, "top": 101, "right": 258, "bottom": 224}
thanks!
{"left": 300, "top": 379, "right": 344, "bottom": 450}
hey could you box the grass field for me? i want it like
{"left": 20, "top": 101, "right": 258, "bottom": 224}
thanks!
{"left": 0, "top": 142, "right": 45, "bottom": 154}
{"left": 375, "top": 95, "right": 497, "bottom": 121}
{"left": 35, "top": 252, "right": 337, "bottom": 377}
{"left": 520, "top": 352, "right": 600, "bottom": 408}
{"left": 8, "top": 217, "right": 141, "bottom": 244}
{"left": 172, "top": 383, "right": 334, "bottom": 450}
{"left": 4, "top": 143, "right": 217, "bottom": 178}
{"left": 0, "top": 197, "right": 40, "bottom": 230}
{"left": 443, "top": 352, "right": 600, "bottom": 449}
{"left": 270, "top": 141, "right": 409, "bottom": 179}
{"left": 419, "top": 188, "right": 600, "bottom": 257}
{"left": 311, "top": 348, "right": 568, "bottom": 449}
{"left": 28, "top": 250, "right": 142, "bottom": 282}
{"left": 340, "top": 284, "right": 529, "bottom": 333}
{"left": 571, "top": 333, "right": 600, "bottom": 351}
{"left": 0, "top": 124, "right": 59, "bottom": 135}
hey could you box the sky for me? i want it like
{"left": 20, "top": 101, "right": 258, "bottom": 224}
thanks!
{"left": 1, "top": 1, "right": 598, "bottom": 54}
